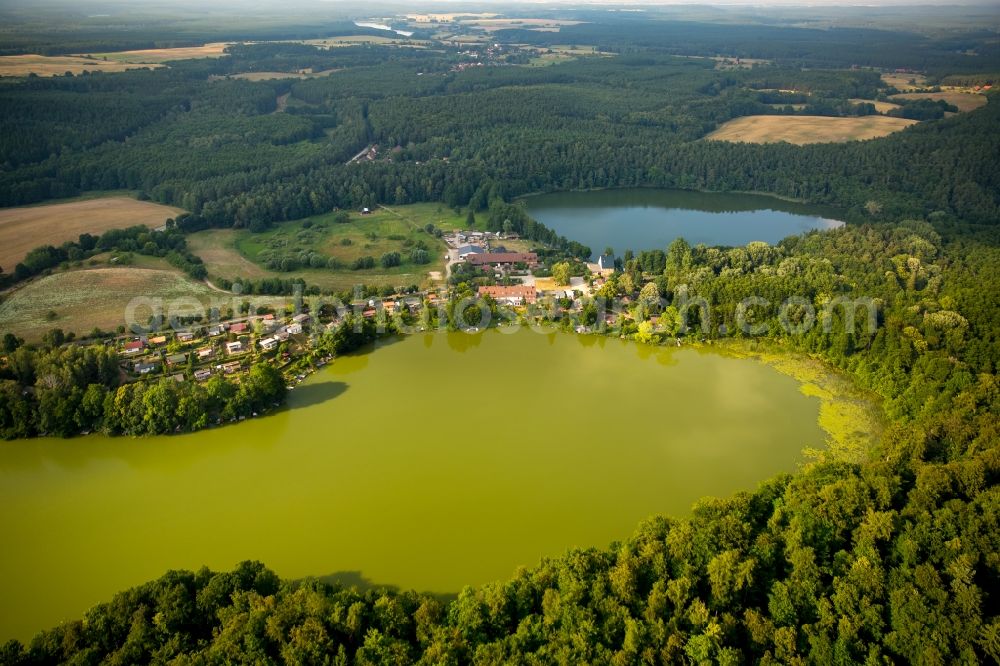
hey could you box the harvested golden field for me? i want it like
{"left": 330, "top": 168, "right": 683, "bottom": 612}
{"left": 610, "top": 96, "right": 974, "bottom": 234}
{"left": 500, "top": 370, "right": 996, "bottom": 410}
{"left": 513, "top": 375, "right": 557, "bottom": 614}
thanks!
{"left": 849, "top": 98, "right": 902, "bottom": 113}
{"left": 705, "top": 115, "right": 917, "bottom": 145}
{"left": 0, "top": 54, "right": 161, "bottom": 77}
{"left": 405, "top": 12, "right": 498, "bottom": 22}
{"left": 464, "top": 19, "right": 582, "bottom": 32}
{"left": 0, "top": 268, "right": 220, "bottom": 340}
{"left": 890, "top": 91, "right": 987, "bottom": 112}
{"left": 88, "top": 43, "right": 231, "bottom": 64}
{"left": 297, "top": 35, "right": 429, "bottom": 48}
{"left": 0, "top": 196, "right": 184, "bottom": 271}
{"left": 221, "top": 68, "right": 341, "bottom": 81}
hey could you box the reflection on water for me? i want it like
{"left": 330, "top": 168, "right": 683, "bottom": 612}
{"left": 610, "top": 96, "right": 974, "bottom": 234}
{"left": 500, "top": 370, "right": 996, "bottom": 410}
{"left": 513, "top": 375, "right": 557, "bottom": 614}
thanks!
{"left": 525, "top": 188, "right": 845, "bottom": 256}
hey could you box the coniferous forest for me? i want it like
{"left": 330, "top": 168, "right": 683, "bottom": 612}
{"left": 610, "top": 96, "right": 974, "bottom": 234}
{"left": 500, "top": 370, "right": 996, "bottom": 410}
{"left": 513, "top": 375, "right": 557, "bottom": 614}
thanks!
{"left": 0, "top": 3, "right": 998, "bottom": 663}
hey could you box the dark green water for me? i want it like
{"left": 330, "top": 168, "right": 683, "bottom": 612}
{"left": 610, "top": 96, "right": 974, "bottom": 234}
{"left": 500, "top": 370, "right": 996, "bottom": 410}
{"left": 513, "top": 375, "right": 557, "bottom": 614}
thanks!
{"left": 524, "top": 188, "right": 844, "bottom": 256}
{"left": 0, "top": 330, "right": 826, "bottom": 641}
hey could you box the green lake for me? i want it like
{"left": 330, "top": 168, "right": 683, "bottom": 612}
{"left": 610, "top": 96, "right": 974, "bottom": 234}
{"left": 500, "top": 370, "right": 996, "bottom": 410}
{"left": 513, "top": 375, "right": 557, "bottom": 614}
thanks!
{"left": 524, "top": 188, "right": 845, "bottom": 256}
{"left": 0, "top": 330, "right": 827, "bottom": 641}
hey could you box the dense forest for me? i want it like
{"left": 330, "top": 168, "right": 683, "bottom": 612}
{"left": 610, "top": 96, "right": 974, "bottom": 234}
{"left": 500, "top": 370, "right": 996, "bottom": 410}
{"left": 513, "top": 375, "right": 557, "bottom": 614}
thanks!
{"left": 0, "top": 12, "right": 998, "bottom": 663}
{"left": 0, "top": 343, "right": 287, "bottom": 438}
{"left": 1, "top": 43, "right": 997, "bottom": 231}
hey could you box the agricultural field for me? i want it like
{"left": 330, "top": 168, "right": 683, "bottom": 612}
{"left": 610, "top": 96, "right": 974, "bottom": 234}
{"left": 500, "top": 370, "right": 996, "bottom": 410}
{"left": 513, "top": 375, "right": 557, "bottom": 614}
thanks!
{"left": 524, "top": 45, "right": 611, "bottom": 67}
{"left": 404, "top": 12, "right": 499, "bottom": 23}
{"left": 189, "top": 204, "right": 472, "bottom": 292}
{"left": 849, "top": 98, "right": 902, "bottom": 113}
{"left": 890, "top": 91, "right": 987, "bottom": 112}
{"left": 86, "top": 43, "right": 231, "bottom": 64}
{"left": 881, "top": 72, "right": 928, "bottom": 91}
{"left": 0, "top": 55, "right": 161, "bottom": 77}
{"left": 0, "top": 196, "right": 184, "bottom": 271}
{"left": 220, "top": 68, "right": 341, "bottom": 81}
{"left": 293, "top": 36, "right": 430, "bottom": 49}
{"left": 457, "top": 18, "right": 582, "bottom": 32}
{"left": 0, "top": 268, "right": 220, "bottom": 341}
{"left": 705, "top": 115, "right": 917, "bottom": 145}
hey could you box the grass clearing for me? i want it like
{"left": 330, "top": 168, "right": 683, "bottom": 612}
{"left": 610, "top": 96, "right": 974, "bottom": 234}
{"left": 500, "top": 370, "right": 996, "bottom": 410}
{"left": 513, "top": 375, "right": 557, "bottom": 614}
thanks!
{"left": 881, "top": 72, "right": 928, "bottom": 91}
{"left": 190, "top": 203, "right": 472, "bottom": 292}
{"left": 0, "top": 54, "right": 162, "bottom": 77}
{"left": 86, "top": 43, "right": 231, "bottom": 64}
{"left": 0, "top": 268, "right": 220, "bottom": 341}
{"left": 460, "top": 18, "right": 582, "bottom": 32}
{"left": 0, "top": 196, "right": 184, "bottom": 271}
{"left": 705, "top": 115, "right": 917, "bottom": 144}
{"left": 219, "top": 68, "right": 341, "bottom": 81}
{"left": 849, "top": 98, "right": 902, "bottom": 113}
{"left": 292, "top": 36, "right": 431, "bottom": 49}
{"left": 890, "top": 91, "right": 987, "bottom": 112}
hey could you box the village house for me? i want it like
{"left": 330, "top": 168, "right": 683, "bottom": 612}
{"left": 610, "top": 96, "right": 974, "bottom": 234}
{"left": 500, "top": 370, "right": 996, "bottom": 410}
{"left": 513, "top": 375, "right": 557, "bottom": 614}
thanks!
{"left": 196, "top": 347, "right": 214, "bottom": 360}
{"left": 123, "top": 340, "right": 145, "bottom": 355}
{"left": 207, "top": 325, "right": 225, "bottom": 337}
{"left": 177, "top": 331, "right": 195, "bottom": 343}
{"left": 134, "top": 361, "right": 157, "bottom": 375}
{"left": 478, "top": 285, "right": 538, "bottom": 305}
{"left": 225, "top": 341, "right": 244, "bottom": 355}
{"left": 229, "top": 322, "right": 248, "bottom": 334}
{"left": 220, "top": 361, "right": 241, "bottom": 374}
{"left": 194, "top": 369, "right": 212, "bottom": 381}
{"left": 596, "top": 254, "right": 616, "bottom": 275}
{"left": 149, "top": 335, "right": 168, "bottom": 346}
{"left": 291, "top": 313, "right": 310, "bottom": 325}
{"left": 285, "top": 322, "right": 303, "bottom": 335}
{"left": 166, "top": 353, "right": 187, "bottom": 367}
{"left": 259, "top": 337, "right": 279, "bottom": 351}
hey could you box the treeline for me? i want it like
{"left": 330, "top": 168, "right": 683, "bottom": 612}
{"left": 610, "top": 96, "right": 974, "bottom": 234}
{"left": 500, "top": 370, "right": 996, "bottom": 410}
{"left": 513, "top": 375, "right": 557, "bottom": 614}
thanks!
{"left": 486, "top": 201, "right": 591, "bottom": 258}
{"left": 0, "top": 343, "right": 286, "bottom": 438}
{"left": 3, "top": 223, "right": 206, "bottom": 286}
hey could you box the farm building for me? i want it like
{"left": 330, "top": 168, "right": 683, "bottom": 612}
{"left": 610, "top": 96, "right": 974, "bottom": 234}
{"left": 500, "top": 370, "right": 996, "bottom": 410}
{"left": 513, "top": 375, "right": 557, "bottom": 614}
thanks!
{"left": 466, "top": 252, "right": 539, "bottom": 268}
{"left": 457, "top": 245, "right": 485, "bottom": 259}
{"left": 477, "top": 285, "right": 538, "bottom": 305}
